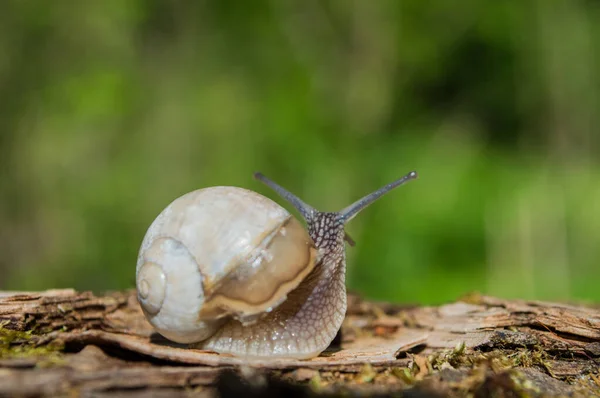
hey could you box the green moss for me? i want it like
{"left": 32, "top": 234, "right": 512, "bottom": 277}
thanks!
{"left": 392, "top": 367, "right": 416, "bottom": 385}
{"left": 429, "top": 341, "right": 471, "bottom": 370}
{"left": 0, "top": 321, "right": 64, "bottom": 363}
{"left": 308, "top": 372, "right": 323, "bottom": 392}
{"left": 358, "top": 363, "right": 377, "bottom": 383}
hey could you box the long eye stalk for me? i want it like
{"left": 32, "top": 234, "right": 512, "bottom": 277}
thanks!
{"left": 254, "top": 172, "right": 316, "bottom": 220}
{"left": 254, "top": 170, "right": 417, "bottom": 224}
{"left": 338, "top": 171, "right": 417, "bottom": 222}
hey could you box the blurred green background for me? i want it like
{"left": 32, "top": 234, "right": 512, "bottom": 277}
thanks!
{"left": 1, "top": 1, "right": 599, "bottom": 305}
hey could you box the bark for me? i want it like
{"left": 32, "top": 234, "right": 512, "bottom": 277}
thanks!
{"left": 0, "top": 289, "right": 598, "bottom": 397}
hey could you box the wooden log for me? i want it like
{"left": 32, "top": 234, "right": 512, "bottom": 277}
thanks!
{"left": 0, "top": 289, "right": 598, "bottom": 397}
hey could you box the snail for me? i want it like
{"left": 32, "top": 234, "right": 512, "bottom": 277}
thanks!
{"left": 136, "top": 170, "right": 417, "bottom": 360}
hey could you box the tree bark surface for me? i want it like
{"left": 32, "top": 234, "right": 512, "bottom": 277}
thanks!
{"left": 0, "top": 289, "right": 598, "bottom": 397}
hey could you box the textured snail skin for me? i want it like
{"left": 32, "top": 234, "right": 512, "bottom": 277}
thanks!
{"left": 200, "top": 212, "right": 347, "bottom": 359}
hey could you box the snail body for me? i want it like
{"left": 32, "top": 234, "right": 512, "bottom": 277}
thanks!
{"left": 136, "top": 171, "right": 417, "bottom": 359}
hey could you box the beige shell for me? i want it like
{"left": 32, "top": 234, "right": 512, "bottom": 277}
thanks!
{"left": 136, "top": 186, "right": 318, "bottom": 344}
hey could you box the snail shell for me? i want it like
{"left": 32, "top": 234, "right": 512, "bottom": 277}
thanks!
{"left": 136, "top": 171, "right": 417, "bottom": 359}
{"left": 136, "top": 186, "right": 317, "bottom": 344}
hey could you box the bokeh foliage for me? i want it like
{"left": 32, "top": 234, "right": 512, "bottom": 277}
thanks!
{"left": 1, "top": 1, "right": 599, "bottom": 304}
